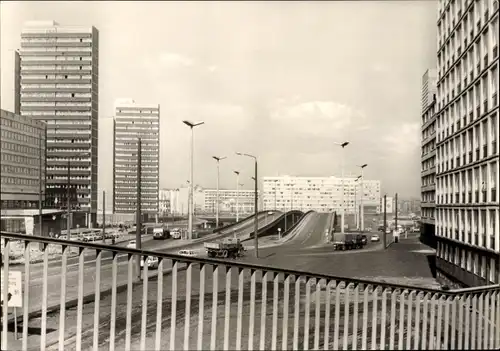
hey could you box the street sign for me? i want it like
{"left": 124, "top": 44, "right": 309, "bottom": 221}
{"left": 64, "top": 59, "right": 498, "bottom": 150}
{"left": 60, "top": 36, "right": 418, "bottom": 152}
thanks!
{"left": 0, "top": 271, "right": 22, "bottom": 308}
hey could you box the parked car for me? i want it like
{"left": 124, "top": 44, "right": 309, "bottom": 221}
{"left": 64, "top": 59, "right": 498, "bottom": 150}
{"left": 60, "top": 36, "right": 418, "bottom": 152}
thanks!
{"left": 371, "top": 234, "right": 380, "bottom": 242}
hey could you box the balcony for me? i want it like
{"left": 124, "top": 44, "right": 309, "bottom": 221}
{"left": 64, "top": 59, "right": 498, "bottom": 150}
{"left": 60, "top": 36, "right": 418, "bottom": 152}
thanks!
{"left": 1, "top": 232, "right": 499, "bottom": 351}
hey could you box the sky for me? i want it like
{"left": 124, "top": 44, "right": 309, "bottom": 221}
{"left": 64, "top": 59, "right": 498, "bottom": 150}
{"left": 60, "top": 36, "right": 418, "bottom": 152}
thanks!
{"left": 0, "top": 1, "right": 437, "bottom": 203}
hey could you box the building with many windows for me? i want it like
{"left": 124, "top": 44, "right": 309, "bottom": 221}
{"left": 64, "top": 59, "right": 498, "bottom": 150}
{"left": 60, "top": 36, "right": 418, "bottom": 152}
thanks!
{"left": 203, "top": 188, "right": 257, "bottom": 214}
{"left": 261, "top": 176, "right": 381, "bottom": 214}
{"left": 113, "top": 99, "right": 160, "bottom": 221}
{"left": 435, "top": 0, "right": 499, "bottom": 287}
{"left": 18, "top": 20, "right": 99, "bottom": 226}
{"left": 421, "top": 68, "right": 438, "bottom": 247}
{"left": 1, "top": 109, "right": 46, "bottom": 209}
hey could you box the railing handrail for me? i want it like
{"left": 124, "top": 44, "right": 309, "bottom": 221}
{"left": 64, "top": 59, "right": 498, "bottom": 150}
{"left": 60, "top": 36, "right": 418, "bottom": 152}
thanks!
{"left": 281, "top": 210, "right": 314, "bottom": 237}
{"left": 2, "top": 231, "right": 498, "bottom": 297}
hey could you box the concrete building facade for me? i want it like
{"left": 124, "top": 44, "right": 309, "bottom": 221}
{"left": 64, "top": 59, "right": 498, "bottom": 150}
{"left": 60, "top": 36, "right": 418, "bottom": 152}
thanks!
{"left": 435, "top": 0, "right": 499, "bottom": 287}
{"left": 262, "top": 176, "right": 381, "bottom": 213}
{"left": 1, "top": 109, "right": 47, "bottom": 209}
{"left": 113, "top": 99, "right": 160, "bottom": 220}
{"left": 421, "top": 68, "right": 438, "bottom": 248}
{"left": 19, "top": 20, "right": 99, "bottom": 225}
{"left": 203, "top": 188, "right": 257, "bottom": 214}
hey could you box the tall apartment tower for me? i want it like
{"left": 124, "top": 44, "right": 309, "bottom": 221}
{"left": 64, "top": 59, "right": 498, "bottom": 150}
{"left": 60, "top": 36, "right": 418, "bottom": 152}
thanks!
{"left": 14, "top": 50, "right": 21, "bottom": 115}
{"left": 435, "top": 0, "right": 499, "bottom": 287}
{"left": 19, "top": 21, "right": 99, "bottom": 226}
{"left": 421, "top": 68, "right": 438, "bottom": 248}
{"left": 113, "top": 99, "right": 160, "bottom": 221}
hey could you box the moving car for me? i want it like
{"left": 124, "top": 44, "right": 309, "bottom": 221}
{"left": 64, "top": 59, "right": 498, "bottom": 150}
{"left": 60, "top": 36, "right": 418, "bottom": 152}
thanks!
{"left": 178, "top": 249, "right": 198, "bottom": 257}
{"left": 140, "top": 256, "right": 159, "bottom": 269}
{"left": 371, "top": 234, "right": 380, "bottom": 242}
{"left": 171, "top": 228, "right": 181, "bottom": 239}
{"left": 360, "top": 235, "right": 368, "bottom": 245}
{"left": 127, "top": 240, "right": 136, "bottom": 249}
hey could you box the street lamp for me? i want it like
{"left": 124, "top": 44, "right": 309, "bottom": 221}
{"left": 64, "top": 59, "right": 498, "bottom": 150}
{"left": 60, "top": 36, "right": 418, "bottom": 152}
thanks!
{"left": 237, "top": 152, "right": 259, "bottom": 258}
{"left": 212, "top": 156, "right": 227, "bottom": 228}
{"left": 334, "top": 141, "right": 349, "bottom": 234}
{"left": 354, "top": 175, "right": 361, "bottom": 229}
{"left": 183, "top": 120, "right": 204, "bottom": 240}
{"left": 234, "top": 171, "right": 240, "bottom": 222}
{"left": 357, "top": 164, "right": 368, "bottom": 231}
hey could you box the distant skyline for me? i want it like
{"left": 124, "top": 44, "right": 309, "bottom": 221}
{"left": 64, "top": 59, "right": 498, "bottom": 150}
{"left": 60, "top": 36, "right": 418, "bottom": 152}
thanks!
{"left": 0, "top": 1, "right": 437, "bottom": 202}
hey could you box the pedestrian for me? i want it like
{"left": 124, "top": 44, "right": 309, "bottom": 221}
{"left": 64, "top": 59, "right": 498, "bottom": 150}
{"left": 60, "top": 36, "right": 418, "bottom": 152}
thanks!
{"left": 112, "top": 237, "right": 116, "bottom": 245}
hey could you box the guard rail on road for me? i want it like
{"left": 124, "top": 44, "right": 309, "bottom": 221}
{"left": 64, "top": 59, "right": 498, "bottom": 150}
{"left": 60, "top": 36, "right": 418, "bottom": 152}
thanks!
{"left": 1, "top": 232, "right": 499, "bottom": 350}
{"left": 212, "top": 211, "right": 280, "bottom": 234}
{"left": 245, "top": 210, "right": 304, "bottom": 240}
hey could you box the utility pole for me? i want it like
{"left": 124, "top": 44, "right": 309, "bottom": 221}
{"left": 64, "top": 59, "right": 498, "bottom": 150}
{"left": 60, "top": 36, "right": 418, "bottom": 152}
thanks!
{"left": 38, "top": 135, "right": 43, "bottom": 237}
{"left": 234, "top": 171, "right": 240, "bottom": 222}
{"left": 253, "top": 160, "right": 259, "bottom": 258}
{"left": 102, "top": 190, "right": 106, "bottom": 243}
{"left": 213, "top": 156, "right": 226, "bottom": 229}
{"left": 395, "top": 193, "right": 398, "bottom": 230}
{"left": 383, "top": 194, "right": 387, "bottom": 249}
{"left": 136, "top": 138, "right": 142, "bottom": 279}
{"left": 67, "top": 159, "right": 71, "bottom": 236}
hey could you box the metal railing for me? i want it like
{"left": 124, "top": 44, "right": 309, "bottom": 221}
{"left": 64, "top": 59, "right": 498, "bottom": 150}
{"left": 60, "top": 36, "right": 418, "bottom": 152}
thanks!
{"left": 1, "top": 232, "right": 499, "bottom": 351}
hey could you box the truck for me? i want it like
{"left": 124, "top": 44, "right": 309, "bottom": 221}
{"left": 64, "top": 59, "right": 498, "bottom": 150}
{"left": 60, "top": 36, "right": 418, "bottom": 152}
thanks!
{"left": 332, "top": 232, "right": 364, "bottom": 251}
{"left": 153, "top": 227, "right": 170, "bottom": 240}
{"left": 204, "top": 238, "right": 245, "bottom": 258}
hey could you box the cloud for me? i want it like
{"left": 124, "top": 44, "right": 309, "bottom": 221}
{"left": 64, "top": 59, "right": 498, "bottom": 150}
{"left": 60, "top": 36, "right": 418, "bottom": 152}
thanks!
{"left": 382, "top": 122, "right": 420, "bottom": 154}
{"left": 207, "top": 65, "right": 218, "bottom": 72}
{"left": 269, "top": 100, "right": 367, "bottom": 136}
{"left": 158, "top": 52, "right": 194, "bottom": 68}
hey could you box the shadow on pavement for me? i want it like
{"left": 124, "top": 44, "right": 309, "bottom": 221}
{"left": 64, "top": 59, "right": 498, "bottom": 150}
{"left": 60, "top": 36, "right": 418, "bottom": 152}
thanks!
{"left": 426, "top": 254, "right": 437, "bottom": 278}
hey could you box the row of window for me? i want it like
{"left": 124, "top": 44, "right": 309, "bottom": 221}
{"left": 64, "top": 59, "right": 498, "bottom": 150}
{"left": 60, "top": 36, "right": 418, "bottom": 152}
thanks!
{"left": 1, "top": 128, "right": 44, "bottom": 145}
{"left": 22, "top": 83, "right": 92, "bottom": 89}
{"left": 436, "top": 113, "right": 498, "bottom": 172}
{"left": 22, "top": 37, "right": 92, "bottom": 43}
{"left": 22, "top": 111, "right": 92, "bottom": 117}
{"left": 22, "top": 102, "right": 91, "bottom": 107}
{"left": 21, "top": 47, "right": 93, "bottom": 52}
{"left": 421, "top": 207, "right": 436, "bottom": 220}
{"left": 436, "top": 207, "right": 498, "bottom": 248}
{"left": 1, "top": 140, "right": 41, "bottom": 156}
{"left": 437, "top": 66, "right": 498, "bottom": 140}
{"left": 436, "top": 160, "right": 498, "bottom": 201}
{"left": 1, "top": 115, "right": 45, "bottom": 133}
{"left": 1, "top": 152, "right": 39, "bottom": 165}
{"left": 1, "top": 164, "right": 41, "bottom": 176}
{"left": 22, "top": 56, "right": 92, "bottom": 62}
{"left": 21, "top": 92, "right": 92, "bottom": 98}
{"left": 1, "top": 176, "right": 39, "bottom": 186}
{"left": 436, "top": 241, "right": 498, "bottom": 283}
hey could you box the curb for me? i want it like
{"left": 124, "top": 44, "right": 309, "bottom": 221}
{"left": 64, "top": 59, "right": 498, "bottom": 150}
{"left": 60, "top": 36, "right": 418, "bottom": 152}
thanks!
{"left": 7, "top": 264, "right": 188, "bottom": 325}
